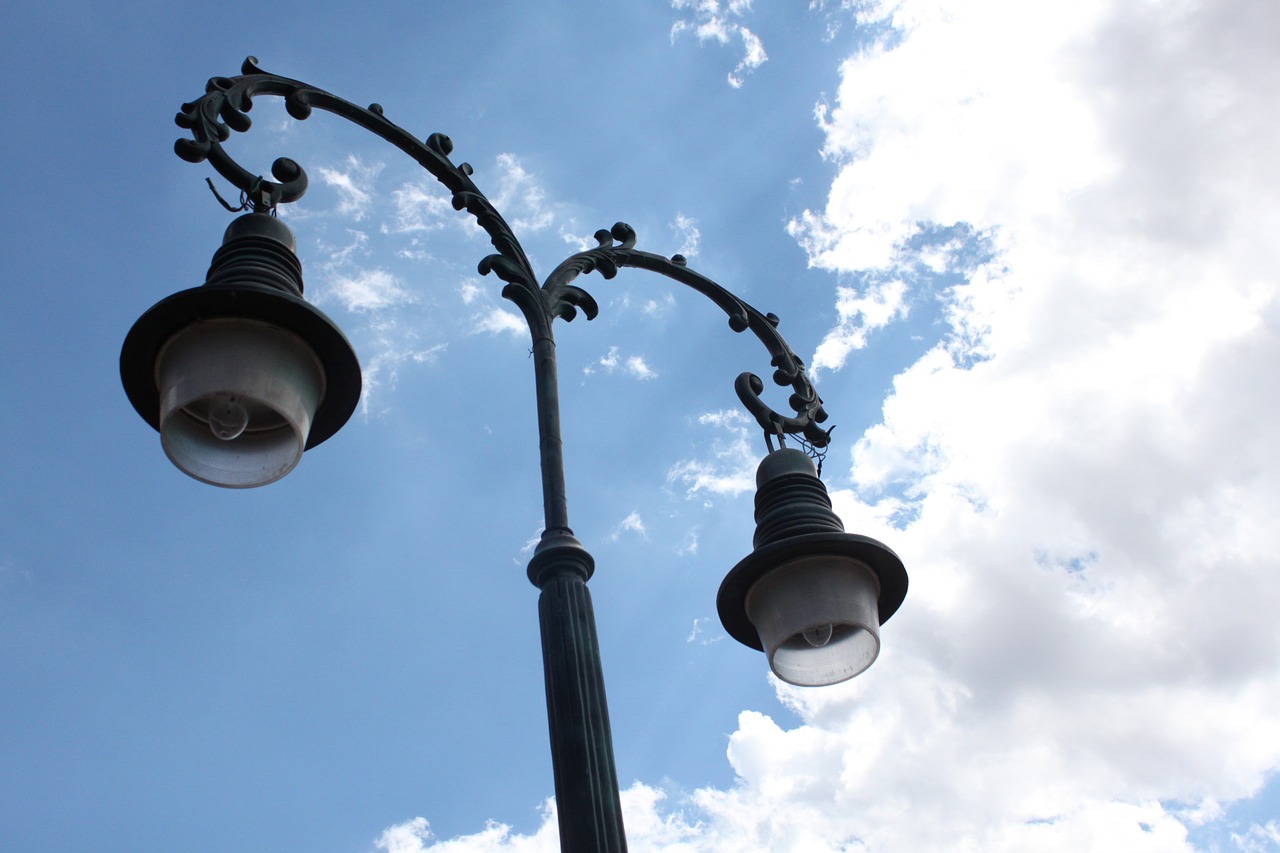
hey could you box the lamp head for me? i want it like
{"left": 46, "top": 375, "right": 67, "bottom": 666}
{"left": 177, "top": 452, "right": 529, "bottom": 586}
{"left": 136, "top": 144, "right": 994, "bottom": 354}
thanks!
{"left": 120, "top": 212, "right": 361, "bottom": 487}
{"left": 717, "top": 448, "right": 908, "bottom": 686}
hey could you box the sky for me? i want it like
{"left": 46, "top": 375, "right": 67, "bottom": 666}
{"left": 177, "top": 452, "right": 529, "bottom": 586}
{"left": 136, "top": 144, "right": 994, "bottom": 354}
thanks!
{"left": 2, "top": 0, "right": 1278, "bottom": 850}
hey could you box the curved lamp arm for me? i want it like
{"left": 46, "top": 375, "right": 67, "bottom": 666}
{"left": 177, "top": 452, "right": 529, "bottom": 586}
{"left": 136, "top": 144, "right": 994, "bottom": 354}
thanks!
{"left": 173, "top": 56, "right": 830, "bottom": 453}
{"left": 135, "top": 57, "right": 905, "bottom": 853}
{"left": 543, "top": 222, "right": 831, "bottom": 448}
{"left": 175, "top": 56, "right": 540, "bottom": 295}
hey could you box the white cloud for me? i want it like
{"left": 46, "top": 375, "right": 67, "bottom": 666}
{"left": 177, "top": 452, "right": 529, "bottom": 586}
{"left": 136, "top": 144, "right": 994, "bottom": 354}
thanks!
{"left": 643, "top": 293, "right": 677, "bottom": 317}
{"left": 368, "top": 1, "right": 1280, "bottom": 849}
{"left": 670, "top": 0, "right": 768, "bottom": 88}
{"left": 318, "top": 228, "right": 370, "bottom": 267}
{"left": 686, "top": 616, "right": 723, "bottom": 646}
{"left": 667, "top": 409, "right": 757, "bottom": 497}
{"left": 390, "top": 180, "right": 456, "bottom": 233}
{"left": 471, "top": 307, "right": 527, "bottom": 337}
{"left": 374, "top": 816, "right": 432, "bottom": 853}
{"left": 492, "top": 153, "right": 554, "bottom": 233}
{"left": 811, "top": 278, "right": 908, "bottom": 374}
{"left": 372, "top": 805, "right": 559, "bottom": 852}
{"left": 355, "top": 324, "right": 447, "bottom": 419}
{"left": 777, "top": 0, "right": 1280, "bottom": 847}
{"left": 386, "top": 154, "right": 554, "bottom": 240}
{"left": 584, "top": 346, "right": 659, "bottom": 381}
{"left": 327, "top": 268, "right": 415, "bottom": 313}
{"left": 610, "top": 511, "right": 648, "bottom": 542}
{"left": 1234, "top": 822, "right": 1280, "bottom": 853}
{"left": 317, "top": 154, "right": 384, "bottom": 221}
{"left": 314, "top": 231, "right": 440, "bottom": 416}
{"left": 458, "top": 278, "right": 530, "bottom": 338}
{"left": 670, "top": 213, "right": 701, "bottom": 258}
{"left": 559, "top": 224, "right": 595, "bottom": 253}
{"left": 625, "top": 356, "right": 657, "bottom": 380}
{"left": 676, "top": 526, "right": 700, "bottom": 556}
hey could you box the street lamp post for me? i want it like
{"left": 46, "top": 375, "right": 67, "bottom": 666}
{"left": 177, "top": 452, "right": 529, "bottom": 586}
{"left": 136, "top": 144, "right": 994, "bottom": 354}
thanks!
{"left": 120, "top": 57, "right": 907, "bottom": 852}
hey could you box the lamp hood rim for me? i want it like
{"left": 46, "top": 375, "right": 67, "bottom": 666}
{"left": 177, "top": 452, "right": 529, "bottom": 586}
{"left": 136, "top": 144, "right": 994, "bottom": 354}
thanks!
{"left": 120, "top": 282, "right": 361, "bottom": 450}
{"left": 717, "top": 532, "right": 908, "bottom": 651}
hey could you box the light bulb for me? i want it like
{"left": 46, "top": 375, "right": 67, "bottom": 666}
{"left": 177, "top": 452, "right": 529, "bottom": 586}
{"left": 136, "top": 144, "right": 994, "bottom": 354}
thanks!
{"left": 802, "top": 623, "right": 834, "bottom": 648}
{"left": 208, "top": 393, "right": 250, "bottom": 441}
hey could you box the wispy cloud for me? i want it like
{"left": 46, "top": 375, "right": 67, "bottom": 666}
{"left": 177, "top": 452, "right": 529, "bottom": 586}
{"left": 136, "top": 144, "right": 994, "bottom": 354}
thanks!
{"left": 328, "top": 268, "right": 414, "bottom": 314}
{"left": 311, "top": 224, "right": 440, "bottom": 418}
{"left": 584, "top": 346, "right": 658, "bottom": 381}
{"left": 492, "top": 153, "right": 554, "bottom": 233}
{"left": 642, "top": 293, "right": 677, "bottom": 318}
{"left": 666, "top": 409, "right": 757, "bottom": 497}
{"left": 670, "top": 0, "right": 768, "bottom": 88}
{"left": 559, "top": 223, "right": 595, "bottom": 253}
{"left": 676, "top": 526, "right": 700, "bottom": 556}
{"left": 811, "top": 278, "right": 908, "bottom": 374}
{"left": 471, "top": 306, "right": 526, "bottom": 337}
{"left": 685, "top": 617, "right": 723, "bottom": 645}
{"left": 609, "top": 511, "right": 648, "bottom": 542}
{"left": 389, "top": 180, "right": 455, "bottom": 233}
{"left": 317, "top": 154, "right": 383, "bottom": 221}
{"left": 670, "top": 213, "right": 701, "bottom": 258}
{"left": 355, "top": 323, "right": 447, "bottom": 419}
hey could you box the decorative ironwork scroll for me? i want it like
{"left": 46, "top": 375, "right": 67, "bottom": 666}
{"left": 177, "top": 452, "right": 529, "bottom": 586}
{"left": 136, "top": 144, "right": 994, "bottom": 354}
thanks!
{"left": 173, "top": 56, "right": 830, "bottom": 450}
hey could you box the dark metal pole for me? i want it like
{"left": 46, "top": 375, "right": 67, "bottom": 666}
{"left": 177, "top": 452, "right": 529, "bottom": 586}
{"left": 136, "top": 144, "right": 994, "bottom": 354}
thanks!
{"left": 528, "top": 534, "right": 626, "bottom": 851}
{"left": 522, "top": 308, "right": 627, "bottom": 851}
{"left": 158, "top": 59, "right": 838, "bottom": 852}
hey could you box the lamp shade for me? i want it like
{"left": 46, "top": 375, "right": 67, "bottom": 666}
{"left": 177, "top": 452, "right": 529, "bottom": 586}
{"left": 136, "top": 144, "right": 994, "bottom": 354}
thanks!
{"left": 121, "top": 212, "right": 361, "bottom": 487}
{"left": 745, "top": 554, "right": 882, "bottom": 686}
{"left": 718, "top": 449, "right": 907, "bottom": 686}
{"left": 156, "top": 318, "right": 324, "bottom": 487}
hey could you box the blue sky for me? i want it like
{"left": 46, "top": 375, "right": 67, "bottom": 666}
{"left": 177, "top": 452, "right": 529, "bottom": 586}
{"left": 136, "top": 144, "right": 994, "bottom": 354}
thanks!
{"left": 3, "top": 1, "right": 1279, "bottom": 850}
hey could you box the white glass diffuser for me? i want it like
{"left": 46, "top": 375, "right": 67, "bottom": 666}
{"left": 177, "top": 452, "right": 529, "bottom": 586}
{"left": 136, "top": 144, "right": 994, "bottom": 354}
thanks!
{"left": 156, "top": 318, "right": 325, "bottom": 487}
{"left": 746, "top": 554, "right": 882, "bottom": 686}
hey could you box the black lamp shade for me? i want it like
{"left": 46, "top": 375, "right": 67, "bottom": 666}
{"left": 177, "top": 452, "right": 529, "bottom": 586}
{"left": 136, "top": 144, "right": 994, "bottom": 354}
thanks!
{"left": 120, "top": 213, "right": 361, "bottom": 486}
{"left": 717, "top": 449, "right": 908, "bottom": 686}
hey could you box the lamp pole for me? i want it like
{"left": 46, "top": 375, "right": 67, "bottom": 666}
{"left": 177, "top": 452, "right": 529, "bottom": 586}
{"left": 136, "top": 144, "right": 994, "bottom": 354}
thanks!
{"left": 120, "top": 57, "right": 907, "bottom": 852}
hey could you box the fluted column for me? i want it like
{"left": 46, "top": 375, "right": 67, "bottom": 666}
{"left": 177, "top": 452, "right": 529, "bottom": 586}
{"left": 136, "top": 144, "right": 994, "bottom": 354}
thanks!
{"left": 528, "top": 535, "right": 626, "bottom": 852}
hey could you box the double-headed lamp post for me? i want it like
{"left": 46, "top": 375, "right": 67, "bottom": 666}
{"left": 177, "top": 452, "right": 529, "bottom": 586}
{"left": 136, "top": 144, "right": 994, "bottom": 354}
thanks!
{"left": 119, "top": 58, "right": 907, "bottom": 851}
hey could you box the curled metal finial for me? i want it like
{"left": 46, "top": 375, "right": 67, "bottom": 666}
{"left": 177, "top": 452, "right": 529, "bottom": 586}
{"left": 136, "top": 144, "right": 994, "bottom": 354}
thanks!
{"left": 543, "top": 224, "right": 831, "bottom": 449}
{"left": 172, "top": 60, "right": 832, "bottom": 454}
{"left": 173, "top": 57, "right": 539, "bottom": 296}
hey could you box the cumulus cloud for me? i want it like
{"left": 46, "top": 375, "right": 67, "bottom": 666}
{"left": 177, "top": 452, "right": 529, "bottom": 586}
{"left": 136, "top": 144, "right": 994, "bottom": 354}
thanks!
{"left": 784, "top": 0, "right": 1280, "bottom": 847}
{"left": 670, "top": 0, "right": 768, "bottom": 88}
{"left": 372, "top": 807, "right": 558, "bottom": 852}
{"left": 367, "top": 0, "right": 1280, "bottom": 848}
